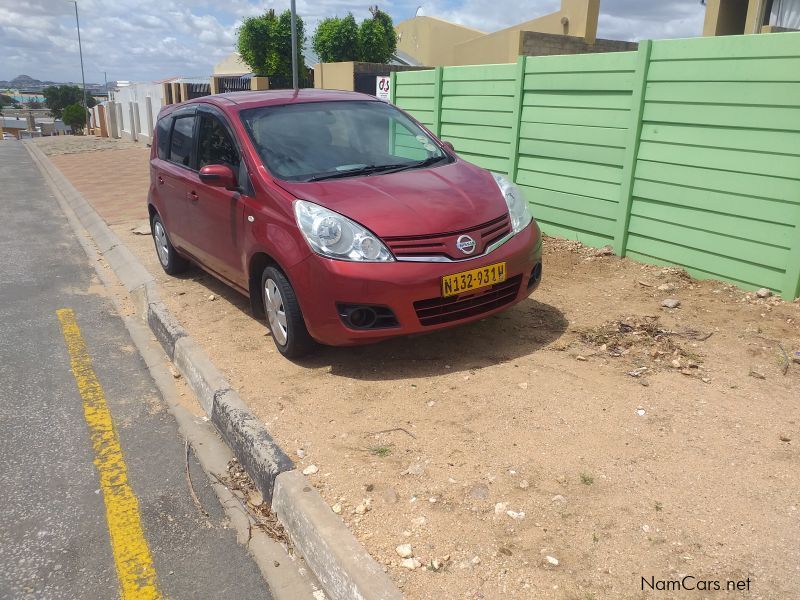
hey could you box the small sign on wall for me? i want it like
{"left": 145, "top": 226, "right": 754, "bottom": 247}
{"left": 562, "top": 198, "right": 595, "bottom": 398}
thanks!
{"left": 376, "top": 76, "right": 391, "bottom": 102}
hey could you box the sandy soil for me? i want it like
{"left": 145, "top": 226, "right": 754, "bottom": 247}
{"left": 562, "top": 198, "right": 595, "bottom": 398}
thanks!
{"left": 43, "top": 137, "right": 800, "bottom": 599}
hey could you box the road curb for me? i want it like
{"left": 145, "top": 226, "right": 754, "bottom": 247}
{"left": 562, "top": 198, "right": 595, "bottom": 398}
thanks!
{"left": 25, "top": 141, "right": 403, "bottom": 600}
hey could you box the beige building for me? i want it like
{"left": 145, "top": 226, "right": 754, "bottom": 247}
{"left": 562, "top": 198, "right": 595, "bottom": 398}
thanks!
{"left": 213, "top": 53, "right": 250, "bottom": 76}
{"left": 703, "top": 0, "right": 799, "bottom": 35}
{"left": 393, "top": 0, "right": 638, "bottom": 67}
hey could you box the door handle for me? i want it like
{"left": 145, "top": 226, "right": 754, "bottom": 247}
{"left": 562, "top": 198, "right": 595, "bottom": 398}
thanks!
{"left": 188, "top": 190, "right": 199, "bottom": 202}
{"left": 157, "top": 175, "right": 164, "bottom": 184}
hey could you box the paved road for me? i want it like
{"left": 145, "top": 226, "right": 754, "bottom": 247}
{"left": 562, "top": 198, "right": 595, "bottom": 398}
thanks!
{"left": 0, "top": 140, "right": 271, "bottom": 599}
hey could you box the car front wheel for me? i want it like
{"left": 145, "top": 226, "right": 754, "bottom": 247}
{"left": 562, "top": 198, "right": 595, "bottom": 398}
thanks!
{"left": 262, "top": 266, "right": 315, "bottom": 359}
{"left": 151, "top": 213, "right": 189, "bottom": 275}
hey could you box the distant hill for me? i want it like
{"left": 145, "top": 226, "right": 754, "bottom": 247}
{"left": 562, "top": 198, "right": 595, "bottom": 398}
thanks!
{"left": 0, "top": 74, "right": 112, "bottom": 92}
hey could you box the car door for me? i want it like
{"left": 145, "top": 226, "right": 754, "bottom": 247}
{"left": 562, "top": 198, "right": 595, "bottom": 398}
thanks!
{"left": 185, "top": 105, "right": 248, "bottom": 289}
{"left": 154, "top": 107, "right": 197, "bottom": 251}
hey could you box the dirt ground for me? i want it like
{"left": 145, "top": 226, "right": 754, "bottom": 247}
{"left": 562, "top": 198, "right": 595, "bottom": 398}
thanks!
{"left": 40, "top": 136, "right": 800, "bottom": 599}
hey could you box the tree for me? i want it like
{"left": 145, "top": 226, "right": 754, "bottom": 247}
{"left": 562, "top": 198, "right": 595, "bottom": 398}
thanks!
{"left": 312, "top": 6, "right": 397, "bottom": 64}
{"left": 237, "top": 9, "right": 306, "bottom": 87}
{"left": 312, "top": 14, "right": 359, "bottom": 63}
{"left": 43, "top": 85, "right": 96, "bottom": 119}
{"left": 62, "top": 103, "right": 88, "bottom": 133}
{"left": 358, "top": 6, "right": 397, "bottom": 64}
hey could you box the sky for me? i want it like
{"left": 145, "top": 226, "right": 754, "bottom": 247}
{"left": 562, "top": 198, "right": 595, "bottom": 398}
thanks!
{"left": 0, "top": 0, "right": 707, "bottom": 84}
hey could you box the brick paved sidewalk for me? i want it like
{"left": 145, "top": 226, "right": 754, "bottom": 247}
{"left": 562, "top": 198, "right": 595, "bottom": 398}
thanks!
{"left": 47, "top": 143, "right": 150, "bottom": 226}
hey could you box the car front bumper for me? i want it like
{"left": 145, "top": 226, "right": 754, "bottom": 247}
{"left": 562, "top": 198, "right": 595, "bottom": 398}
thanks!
{"left": 290, "top": 221, "right": 543, "bottom": 346}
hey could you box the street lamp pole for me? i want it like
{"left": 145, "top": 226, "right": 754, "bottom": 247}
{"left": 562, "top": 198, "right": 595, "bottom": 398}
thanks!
{"left": 69, "top": 1, "right": 90, "bottom": 134}
{"left": 290, "top": 0, "right": 298, "bottom": 91}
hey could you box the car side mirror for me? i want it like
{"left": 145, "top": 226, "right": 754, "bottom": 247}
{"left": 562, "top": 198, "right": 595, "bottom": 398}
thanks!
{"left": 442, "top": 140, "right": 455, "bottom": 152}
{"left": 199, "top": 164, "right": 237, "bottom": 190}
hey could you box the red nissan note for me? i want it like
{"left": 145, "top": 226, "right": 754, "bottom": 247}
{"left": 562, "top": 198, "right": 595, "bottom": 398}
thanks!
{"left": 148, "top": 90, "right": 542, "bottom": 358}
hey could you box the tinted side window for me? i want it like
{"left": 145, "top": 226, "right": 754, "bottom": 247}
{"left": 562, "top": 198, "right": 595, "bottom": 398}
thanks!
{"left": 169, "top": 115, "right": 195, "bottom": 167}
{"left": 197, "top": 114, "right": 239, "bottom": 170}
{"left": 155, "top": 116, "right": 171, "bottom": 160}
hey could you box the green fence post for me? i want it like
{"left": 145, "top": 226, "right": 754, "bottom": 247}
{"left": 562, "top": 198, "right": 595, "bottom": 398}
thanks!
{"left": 783, "top": 217, "right": 800, "bottom": 300}
{"left": 507, "top": 55, "right": 527, "bottom": 180}
{"left": 389, "top": 71, "right": 397, "bottom": 104}
{"left": 432, "top": 66, "right": 444, "bottom": 137}
{"left": 612, "top": 39, "right": 652, "bottom": 257}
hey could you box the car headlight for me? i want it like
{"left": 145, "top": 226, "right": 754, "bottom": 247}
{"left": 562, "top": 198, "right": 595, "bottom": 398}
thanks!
{"left": 294, "top": 200, "right": 394, "bottom": 262}
{"left": 492, "top": 173, "right": 532, "bottom": 234}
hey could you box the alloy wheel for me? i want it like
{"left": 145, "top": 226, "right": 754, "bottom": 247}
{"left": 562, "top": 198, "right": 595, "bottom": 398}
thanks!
{"left": 265, "top": 278, "right": 288, "bottom": 345}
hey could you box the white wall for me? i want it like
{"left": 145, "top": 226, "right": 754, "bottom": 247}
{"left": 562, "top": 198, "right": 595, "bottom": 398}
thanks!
{"left": 113, "top": 82, "right": 164, "bottom": 145}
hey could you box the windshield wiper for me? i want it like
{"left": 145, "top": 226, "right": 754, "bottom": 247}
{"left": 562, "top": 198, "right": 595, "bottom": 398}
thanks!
{"left": 306, "top": 163, "right": 409, "bottom": 182}
{"left": 377, "top": 155, "right": 447, "bottom": 175}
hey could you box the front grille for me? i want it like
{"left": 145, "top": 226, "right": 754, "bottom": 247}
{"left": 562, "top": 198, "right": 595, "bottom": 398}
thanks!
{"left": 413, "top": 275, "right": 523, "bottom": 326}
{"left": 384, "top": 214, "right": 511, "bottom": 260}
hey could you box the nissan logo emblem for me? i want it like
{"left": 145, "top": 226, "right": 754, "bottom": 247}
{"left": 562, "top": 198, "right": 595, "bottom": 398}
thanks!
{"left": 456, "top": 235, "right": 476, "bottom": 255}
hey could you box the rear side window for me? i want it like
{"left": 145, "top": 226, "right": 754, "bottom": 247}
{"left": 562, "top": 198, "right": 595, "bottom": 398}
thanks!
{"left": 169, "top": 115, "right": 195, "bottom": 167}
{"left": 155, "top": 116, "right": 171, "bottom": 160}
{"left": 197, "top": 114, "right": 239, "bottom": 170}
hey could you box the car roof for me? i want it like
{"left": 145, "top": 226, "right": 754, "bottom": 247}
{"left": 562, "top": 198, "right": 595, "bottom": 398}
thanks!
{"left": 180, "top": 89, "right": 379, "bottom": 112}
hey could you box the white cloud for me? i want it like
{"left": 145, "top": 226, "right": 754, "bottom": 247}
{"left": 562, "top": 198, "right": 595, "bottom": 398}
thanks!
{"left": 0, "top": 0, "right": 707, "bottom": 84}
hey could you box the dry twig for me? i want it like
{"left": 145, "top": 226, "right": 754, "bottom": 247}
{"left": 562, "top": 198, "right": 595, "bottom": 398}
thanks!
{"left": 369, "top": 427, "right": 417, "bottom": 439}
{"left": 184, "top": 440, "right": 210, "bottom": 520}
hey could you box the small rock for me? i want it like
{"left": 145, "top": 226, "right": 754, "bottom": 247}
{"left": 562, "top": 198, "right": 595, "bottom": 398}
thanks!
{"left": 331, "top": 503, "right": 342, "bottom": 514}
{"left": 471, "top": 556, "right": 481, "bottom": 565}
{"left": 749, "top": 369, "right": 766, "bottom": 380}
{"left": 661, "top": 298, "right": 680, "bottom": 309}
{"left": 671, "top": 359, "right": 682, "bottom": 369}
{"left": 396, "top": 544, "right": 413, "bottom": 558}
{"left": 494, "top": 502, "right": 508, "bottom": 515}
{"left": 208, "top": 294, "right": 216, "bottom": 301}
{"left": 296, "top": 448, "right": 306, "bottom": 459}
{"left": 354, "top": 502, "right": 369, "bottom": 515}
{"left": 249, "top": 491, "right": 264, "bottom": 507}
{"left": 428, "top": 496, "right": 437, "bottom": 503}
{"left": 594, "top": 245, "right": 614, "bottom": 257}
{"left": 792, "top": 352, "right": 800, "bottom": 365}
{"left": 302, "top": 464, "right": 319, "bottom": 476}
{"left": 403, "top": 462, "right": 425, "bottom": 476}
{"left": 519, "top": 479, "right": 529, "bottom": 490}
{"left": 517, "top": 382, "right": 528, "bottom": 390}
{"left": 545, "top": 555, "right": 559, "bottom": 566}
{"left": 411, "top": 516, "right": 427, "bottom": 527}
{"left": 169, "top": 366, "right": 181, "bottom": 379}
{"left": 131, "top": 223, "right": 151, "bottom": 235}
{"left": 507, "top": 510, "right": 525, "bottom": 520}
{"left": 702, "top": 377, "right": 711, "bottom": 383}
{"left": 469, "top": 483, "right": 490, "bottom": 500}
{"left": 576, "top": 355, "right": 588, "bottom": 362}
{"left": 756, "top": 288, "right": 772, "bottom": 298}
{"left": 400, "top": 558, "right": 421, "bottom": 570}
{"left": 657, "top": 283, "right": 676, "bottom": 292}
{"left": 628, "top": 367, "right": 648, "bottom": 378}
{"left": 430, "top": 558, "right": 443, "bottom": 571}
{"left": 383, "top": 487, "right": 399, "bottom": 504}
{"left": 551, "top": 494, "right": 567, "bottom": 505}
{"left": 779, "top": 434, "right": 792, "bottom": 443}
{"left": 636, "top": 408, "right": 646, "bottom": 416}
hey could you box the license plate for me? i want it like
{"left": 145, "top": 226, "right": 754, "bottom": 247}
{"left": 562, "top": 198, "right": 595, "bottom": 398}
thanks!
{"left": 441, "top": 262, "right": 506, "bottom": 298}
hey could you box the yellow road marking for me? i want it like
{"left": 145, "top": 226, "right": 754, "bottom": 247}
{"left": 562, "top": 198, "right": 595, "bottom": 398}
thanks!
{"left": 57, "top": 308, "right": 162, "bottom": 600}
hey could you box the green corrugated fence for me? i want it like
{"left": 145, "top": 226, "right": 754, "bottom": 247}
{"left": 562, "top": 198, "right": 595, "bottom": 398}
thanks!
{"left": 391, "top": 32, "right": 800, "bottom": 300}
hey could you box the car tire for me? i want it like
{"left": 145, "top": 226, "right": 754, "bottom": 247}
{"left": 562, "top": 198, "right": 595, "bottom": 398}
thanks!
{"left": 262, "top": 266, "right": 316, "bottom": 359}
{"left": 151, "top": 213, "right": 189, "bottom": 275}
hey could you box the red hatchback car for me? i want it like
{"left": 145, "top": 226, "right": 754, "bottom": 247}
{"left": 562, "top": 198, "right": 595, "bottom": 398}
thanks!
{"left": 148, "top": 90, "right": 542, "bottom": 358}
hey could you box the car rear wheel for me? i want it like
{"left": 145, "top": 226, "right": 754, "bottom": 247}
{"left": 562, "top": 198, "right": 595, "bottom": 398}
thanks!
{"left": 152, "top": 214, "right": 189, "bottom": 275}
{"left": 262, "top": 266, "right": 315, "bottom": 359}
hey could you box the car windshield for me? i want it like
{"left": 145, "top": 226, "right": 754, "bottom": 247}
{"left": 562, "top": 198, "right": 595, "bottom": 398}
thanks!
{"left": 240, "top": 100, "right": 449, "bottom": 182}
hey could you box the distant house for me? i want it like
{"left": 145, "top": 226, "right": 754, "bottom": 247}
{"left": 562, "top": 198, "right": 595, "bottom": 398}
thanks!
{"left": 213, "top": 53, "right": 250, "bottom": 76}
{"left": 704, "top": 0, "right": 800, "bottom": 36}
{"left": 395, "top": 0, "right": 636, "bottom": 67}
{"left": 1, "top": 117, "right": 28, "bottom": 138}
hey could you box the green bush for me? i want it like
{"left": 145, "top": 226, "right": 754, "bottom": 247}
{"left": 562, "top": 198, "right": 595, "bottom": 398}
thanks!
{"left": 62, "top": 103, "right": 88, "bottom": 133}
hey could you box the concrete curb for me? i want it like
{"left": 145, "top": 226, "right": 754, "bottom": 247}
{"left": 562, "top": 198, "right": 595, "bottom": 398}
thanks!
{"left": 25, "top": 141, "right": 402, "bottom": 600}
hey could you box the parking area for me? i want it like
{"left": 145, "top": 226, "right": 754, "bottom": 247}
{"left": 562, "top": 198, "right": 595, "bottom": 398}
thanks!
{"left": 40, "top": 135, "right": 800, "bottom": 599}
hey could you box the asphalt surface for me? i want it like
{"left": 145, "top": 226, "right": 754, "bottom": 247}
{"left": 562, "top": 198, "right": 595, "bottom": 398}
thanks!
{"left": 0, "top": 140, "right": 271, "bottom": 599}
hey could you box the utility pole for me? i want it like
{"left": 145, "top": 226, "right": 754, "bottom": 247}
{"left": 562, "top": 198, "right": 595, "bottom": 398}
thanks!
{"left": 290, "top": 0, "right": 298, "bottom": 91}
{"left": 68, "top": 1, "right": 89, "bottom": 134}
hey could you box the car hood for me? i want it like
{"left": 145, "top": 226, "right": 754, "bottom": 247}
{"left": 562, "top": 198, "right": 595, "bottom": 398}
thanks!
{"left": 274, "top": 160, "right": 508, "bottom": 237}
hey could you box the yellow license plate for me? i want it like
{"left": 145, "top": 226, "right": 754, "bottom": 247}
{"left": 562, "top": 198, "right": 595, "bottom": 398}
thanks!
{"left": 441, "top": 262, "right": 507, "bottom": 298}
